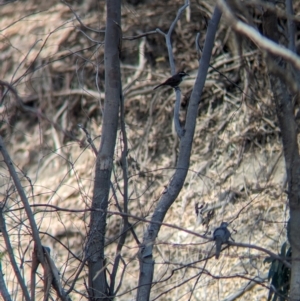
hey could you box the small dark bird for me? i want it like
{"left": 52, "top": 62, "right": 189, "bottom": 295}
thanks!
{"left": 213, "top": 222, "right": 231, "bottom": 259}
{"left": 153, "top": 71, "right": 189, "bottom": 90}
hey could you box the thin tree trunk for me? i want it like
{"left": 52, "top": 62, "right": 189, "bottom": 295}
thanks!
{"left": 262, "top": 2, "right": 300, "bottom": 299}
{"left": 136, "top": 7, "right": 222, "bottom": 300}
{"left": 87, "top": 0, "right": 121, "bottom": 300}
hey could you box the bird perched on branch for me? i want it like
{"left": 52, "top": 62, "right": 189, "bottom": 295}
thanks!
{"left": 213, "top": 222, "right": 231, "bottom": 259}
{"left": 153, "top": 71, "right": 189, "bottom": 90}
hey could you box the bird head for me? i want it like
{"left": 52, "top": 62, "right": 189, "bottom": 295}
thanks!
{"left": 220, "top": 222, "right": 229, "bottom": 228}
{"left": 178, "top": 71, "right": 189, "bottom": 79}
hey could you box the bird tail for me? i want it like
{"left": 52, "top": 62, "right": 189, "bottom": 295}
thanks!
{"left": 215, "top": 238, "right": 222, "bottom": 259}
{"left": 153, "top": 84, "right": 162, "bottom": 90}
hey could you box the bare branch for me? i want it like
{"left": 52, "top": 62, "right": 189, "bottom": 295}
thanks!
{"left": 0, "top": 137, "right": 46, "bottom": 297}
{"left": 221, "top": 273, "right": 268, "bottom": 301}
{"left": 217, "top": 0, "right": 300, "bottom": 70}
{"left": 61, "top": 0, "right": 105, "bottom": 33}
{"left": 0, "top": 81, "right": 79, "bottom": 142}
{"left": 155, "top": 1, "right": 189, "bottom": 138}
{"left": 0, "top": 260, "right": 12, "bottom": 301}
{"left": 0, "top": 204, "right": 30, "bottom": 301}
{"left": 109, "top": 89, "right": 130, "bottom": 296}
{"left": 78, "top": 124, "right": 98, "bottom": 156}
{"left": 123, "top": 30, "right": 157, "bottom": 40}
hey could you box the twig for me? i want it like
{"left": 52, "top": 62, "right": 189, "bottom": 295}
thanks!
{"left": 217, "top": 0, "right": 300, "bottom": 70}
{"left": 158, "top": 0, "right": 190, "bottom": 73}
{"left": 0, "top": 204, "right": 30, "bottom": 301}
{"left": 0, "top": 9, "right": 48, "bottom": 32}
{"left": 44, "top": 249, "right": 72, "bottom": 301}
{"left": 114, "top": 256, "right": 127, "bottom": 295}
{"left": 78, "top": 124, "right": 98, "bottom": 155}
{"left": 155, "top": 0, "right": 190, "bottom": 138}
{"left": 221, "top": 273, "right": 268, "bottom": 301}
{"left": 76, "top": 28, "right": 104, "bottom": 43}
{"left": 187, "top": 245, "right": 212, "bottom": 301}
{"left": 0, "top": 137, "right": 45, "bottom": 299}
{"left": 109, "top": 90, "right": 130, "bottom": 296}
{"left": 0, "top": 80, "right": 79, "bottom": 142}
{"left": 11, "top": 20, "right": 74, "bottom": 87}
{"left": 0, "top": 260, "right": 12, "bottom": 301}
{"left": 65, "top": 254, "right": 88, "bottom": 296}
{"left": 123, "top": 38, "right": 147, "bottom": 93}
{"left": 61, "top": 0, "right": 105, "bottom": 33}
{"left": 195, "top": 32, "right": 201, "bottom": 57}
{"left": 24, "top": 203, "right": 291, "bottom": 268}
{"left": 228, "top": 241, "right": 291, "bottom": 269}
{"left": 123, "top": 30, "right": 157, "bottom": 40}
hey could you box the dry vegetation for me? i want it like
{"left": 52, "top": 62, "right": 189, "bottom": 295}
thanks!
{"left": 0, "top": 0, "right": 297, "bottom": 300}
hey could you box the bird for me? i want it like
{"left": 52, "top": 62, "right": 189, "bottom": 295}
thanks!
{"left": 153, "top": 71, "right": 189, "bottom": 90}
{"left": 213, "top": 222, "right": 231, "bottom": 259}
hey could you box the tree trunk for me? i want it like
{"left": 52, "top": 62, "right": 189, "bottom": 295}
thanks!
{"left": 263, "top": 2, "right": 300, "bottom": 299}
{"left": 136, "top": 7, "right": 222, "bottom": 300}
{"left": 87, "top": 0, "right": 121, "bottom": 300}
